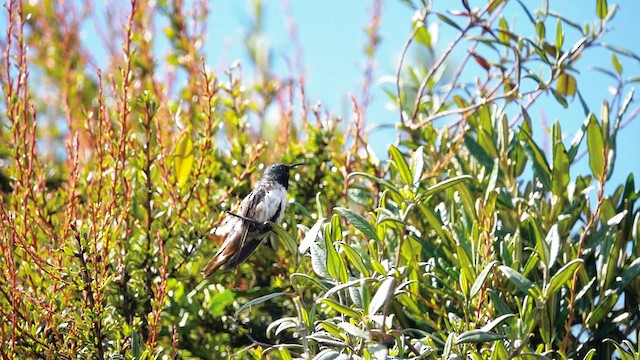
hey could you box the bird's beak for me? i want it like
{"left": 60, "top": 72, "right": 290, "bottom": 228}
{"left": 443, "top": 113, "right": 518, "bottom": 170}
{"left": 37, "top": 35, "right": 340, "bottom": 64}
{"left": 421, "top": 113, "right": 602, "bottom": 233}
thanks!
{"left": 288, "top": 162, "right": 305, "bottom": 169}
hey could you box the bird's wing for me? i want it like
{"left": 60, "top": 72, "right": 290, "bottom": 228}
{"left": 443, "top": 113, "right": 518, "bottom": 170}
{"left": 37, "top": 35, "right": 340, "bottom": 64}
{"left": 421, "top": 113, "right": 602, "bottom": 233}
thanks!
{"left": 202, "top": 187, "right": 266, "bottom": 277}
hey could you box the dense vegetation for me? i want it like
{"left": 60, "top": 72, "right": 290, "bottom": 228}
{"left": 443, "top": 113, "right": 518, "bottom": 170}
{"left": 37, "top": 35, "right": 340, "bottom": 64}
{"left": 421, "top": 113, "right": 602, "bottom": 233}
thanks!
{"left": 1, "top": 0, "right": 639, "bottom": 359}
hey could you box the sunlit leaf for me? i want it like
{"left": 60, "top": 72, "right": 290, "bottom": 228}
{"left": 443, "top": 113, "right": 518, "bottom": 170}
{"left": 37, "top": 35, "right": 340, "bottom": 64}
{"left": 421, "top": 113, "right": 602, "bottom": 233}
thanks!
{"left": 612, "top": 53, "right": 623, "bottom": 74}
{"left": 499, "top": 265, "right": 535, "bottom": 296}
{"left": 321, "top": 299, "right": 361, "bottom": 319}
{"left": 470, "top": 260, "right": 498, "bottom": 299}
{"left": 389, "top": 145, "right": 412, "bottom": 186}
{"left": 299, "top": 218, "right": 326, "bottom": 254}
{"left": 337, "top": 322, "right": 369, "bottom": 340}
{"left": 455, "top": 330, "right": 506, "bottom": 344}
{"left": 369, "top": 277, "right": 395, "bottom": 315}
{"left": 547, "top": 259, "right": 583, "bottom": 296}
{"left": 596, "top": 0, "right": 608, "bottom": 19}
{"left": 556, "top": 72, "right": 577, "bottom": 96}
{"left": 334, "top": 207, "right": 379, "bottom": 241}
{"left": 173, "top": 132, "right": 195, "bottom": 188}
{"left": 587, "top": 114, "right": 606, "bottom": 178}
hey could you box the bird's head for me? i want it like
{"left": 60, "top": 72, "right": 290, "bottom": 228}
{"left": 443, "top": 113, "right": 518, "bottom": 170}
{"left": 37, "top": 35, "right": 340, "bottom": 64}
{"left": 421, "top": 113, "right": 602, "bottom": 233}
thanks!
{"left": 262, "top": 162, "right": 304, "bottom": 188}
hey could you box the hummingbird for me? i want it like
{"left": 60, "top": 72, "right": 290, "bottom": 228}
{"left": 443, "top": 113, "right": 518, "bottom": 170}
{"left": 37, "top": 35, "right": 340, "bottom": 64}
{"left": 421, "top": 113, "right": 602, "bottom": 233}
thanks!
{"left": 202, "top": 162, "right": 303, "bottom": 277}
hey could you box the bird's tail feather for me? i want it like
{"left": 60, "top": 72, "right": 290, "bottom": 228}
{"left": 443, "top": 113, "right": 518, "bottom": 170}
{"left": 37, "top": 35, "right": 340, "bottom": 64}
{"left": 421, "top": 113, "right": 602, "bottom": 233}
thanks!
{"left": 201, "top": 224, "right": 249, "bottom": 278}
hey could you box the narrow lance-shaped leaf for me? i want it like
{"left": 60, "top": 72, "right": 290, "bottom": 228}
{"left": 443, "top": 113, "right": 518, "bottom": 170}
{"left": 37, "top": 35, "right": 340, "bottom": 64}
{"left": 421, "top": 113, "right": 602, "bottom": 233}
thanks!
{"left": 340, "top": 243, "right": 371, "bottom": 277}
{"left": 410, "top": 146, "right": 425, "bottom": 186}
{"left": 320, "top": 299, "right": 361, "bottom": 319}
{"left": 334, "top": 207, "right": 379, "bottom": 241}
{"left": 369, "top": 277, "right": 395, "bottom": 315}
{"left": 420, "top": 175, "right": 473, "bottom": 201}
{"left": 499, "top": 265, "right": 535, "bottom": 295}
{"left": 587, "top": 114, "right": 606, "bottom": 178}
{"left": 337, "top": 322, "right": 369, "bottom": 340}
{"left": 556, "top": 19, "right": 564, "bottom": 50}
{"left": 596, "top": 0, "right": 608, "bottom": 19}
{"left": 174, "top": 132, "right": 195, "bottom": 188}
{"left": 299, "top": 218, "right": 326, "bottom": 254}
{"left": 612, "top": 54, "right": 623, "bottom": 74}
{"left": 389, "top": 145, "right": 412, "bottom": 186}
{"left": 546, "top": 259, "right": 583, "bottom": 296}
{"left": 519, "top": 130, "right": 552, "bottom": 190}
{"left": 470, "top": 260, "right": 498, "bottom": 299}
{"left": 324, "top": 225, "right": 348, "bottom": 283}
{"left": 546, "top": 224, "right": 561, "bottom": 269}
{"left": 587, "top": 291, "right": 618, "bottom": 327}
{"left": 455, "top": 330, "right": 506, "bottom": 345}
{"left": 552, "top": 142, "right": 570, "bottom": 196}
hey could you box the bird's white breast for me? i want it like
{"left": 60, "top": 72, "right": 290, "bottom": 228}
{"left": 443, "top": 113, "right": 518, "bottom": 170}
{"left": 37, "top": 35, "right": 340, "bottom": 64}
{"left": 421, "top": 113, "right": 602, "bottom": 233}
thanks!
{"left": 253, "top": 184, "right": 287, "bottom": 224}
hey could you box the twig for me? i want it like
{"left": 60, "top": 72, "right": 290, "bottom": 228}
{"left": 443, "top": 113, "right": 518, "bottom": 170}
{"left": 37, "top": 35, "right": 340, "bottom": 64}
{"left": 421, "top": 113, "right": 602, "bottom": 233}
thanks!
{"left": 395, "top": 8, "right": 428, "bottom": 125}
{"left": 225, "top": 211, "right": 263, "bottom": 226}
{"left": 408, "top": 3, "right": 493, "bottom": 125}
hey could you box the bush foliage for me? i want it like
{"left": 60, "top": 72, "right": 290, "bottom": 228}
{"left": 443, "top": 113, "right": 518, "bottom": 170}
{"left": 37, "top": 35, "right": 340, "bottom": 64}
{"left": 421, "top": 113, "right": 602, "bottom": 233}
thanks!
{"left": 1, "top": 0, "right": 639, "bottom": 359}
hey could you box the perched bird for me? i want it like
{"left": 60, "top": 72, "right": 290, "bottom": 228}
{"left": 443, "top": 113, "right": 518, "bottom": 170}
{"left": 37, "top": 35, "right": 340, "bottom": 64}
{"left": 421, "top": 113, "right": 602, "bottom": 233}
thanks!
{"left": 202, "top": 162, "right": 303, "bottom": 277}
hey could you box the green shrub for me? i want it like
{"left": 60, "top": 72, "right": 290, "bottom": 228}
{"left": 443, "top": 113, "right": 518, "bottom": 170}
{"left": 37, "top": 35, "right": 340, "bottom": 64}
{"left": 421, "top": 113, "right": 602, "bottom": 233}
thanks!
{"left": 1, "top": 0, "right": 639, "bottom": 359}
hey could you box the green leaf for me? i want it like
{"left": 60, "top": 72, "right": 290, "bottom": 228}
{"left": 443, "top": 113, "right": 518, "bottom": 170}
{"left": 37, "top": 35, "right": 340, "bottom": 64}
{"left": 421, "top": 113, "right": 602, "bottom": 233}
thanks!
{"left": 498, "top": 18, "right": 509, "bottom": 43}
{"left": 299, "top": 218, "right": 326, "bottom": 254}
{"left": 321, "top": 299, "right": 361, "bottom": 319}
{"left": 411, "top": 146, "right": 425, "bottom": 186}
{"left": 596, "top": 0, "right": 608, "bottom": 19}
{"left": 324, "top": 225, "right": 348, "bottom": 283}
{"left": 420, "top": 175, "right": 473, "bottom": 201}
{"left": 464, "top": 134, "right": 495, "bottom": 169}
{"left": 587, "top": 291, "right": 618, "bottom": 327}
{"left": 552, "top": 142, "right": 570, "bottom": 196}
{"left": 389, "top": 145, "right": 412, "bottom": 186}
{"left": 519, "top": 130, "right": 552, "bottom": 190}
{"left": 132, "top": 330, "right": 142, "bottom": 360}
{"left": 173, "top": 132, "right": 195, "bottom": 188}
{"left": 499, "top": 265, "right": 535, "bottom": 295}
{"left": 615, "top": 257, "right": 640, "bottom": 293}
{"left": 334, "top": 207, "right": 380, "bottom": 241}
{"left": 556, "top": 19, "right": 564, "bottom": 49}
{"left": 401, "top": 235, "right": 422, "bottom": 263}
{"left": 586, "top": 114, "right": 606, "bottom": 178}
{"left": 311, "top": 239, "right": 330, "bottom": 279}
{"left": 470, "top": 260, "right": 498, "bottom": 299}
{"left": 481, "top": 314, "right": 515, "bottom": 332}
{"left": 369, "top": 277, "right": 395, "bottom": 315}
{"left": 487, "top": 0, "right": 506, "bottom": 14}
{"left": 556, "top": 72, "right": 577, "bottom": 96}
{"left": 535, "top": 21, "right": 546, "bottom": 40}
{"left": 603, "top": 339, "right": 636, "bottom": 360}
{"left": 339, "top": 243, "right": 371, "bottom": 277}
{"left": 269, "top": 222, "right": 298, "bottom": 259}
{"left": 612, "top": 54, "right": 623, "bottom": 74}
{"left": 546, "top": 224, "right": 561, "bottom": 269}
{"left": 436, "top": 13, "right": 462, "bottom": 31}
{"left": 337, "top": 322, "right": 369, "bottom": 340}
{"left": 546, "top": 259, "right": 583, "bottom": 296}
{"left": 455, "top": 330, "right": 506, "bottom": 345}
{"left": 583, "top": 348, "right": 597, "bottom": 360}
{"left": 236, "top": 292, "right": 288, "bottom": 316}
{"left": 550, "top": 87, "right": 569, "bottom": 108}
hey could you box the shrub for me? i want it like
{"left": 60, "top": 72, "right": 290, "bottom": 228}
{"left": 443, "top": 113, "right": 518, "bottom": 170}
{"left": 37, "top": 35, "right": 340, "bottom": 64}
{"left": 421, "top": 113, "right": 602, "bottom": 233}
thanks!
{"left": 0, "top": 0, "right": 639, "bottom": 359}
